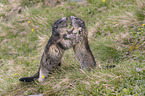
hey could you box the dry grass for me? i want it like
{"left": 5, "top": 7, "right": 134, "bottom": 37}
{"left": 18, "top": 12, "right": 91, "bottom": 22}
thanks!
{"left": 0, "top": 0, "right": 145, "bottom": 95}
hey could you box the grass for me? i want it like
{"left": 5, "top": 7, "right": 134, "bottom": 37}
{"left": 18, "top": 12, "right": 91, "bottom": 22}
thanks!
{"left": 0, "top": 0, "right": 145, "bottom": 95}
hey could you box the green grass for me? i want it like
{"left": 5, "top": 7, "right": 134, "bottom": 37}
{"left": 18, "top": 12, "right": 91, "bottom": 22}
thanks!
{"left": 0, "top": 0, "right": 145, "bottom": 95}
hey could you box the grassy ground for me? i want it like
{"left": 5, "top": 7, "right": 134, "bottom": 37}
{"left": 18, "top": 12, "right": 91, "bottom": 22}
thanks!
{"left": 0, "top": 0, "right": 145, "bottom": 95}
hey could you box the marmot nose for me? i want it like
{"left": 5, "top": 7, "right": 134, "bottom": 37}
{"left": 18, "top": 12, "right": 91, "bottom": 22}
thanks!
{"left": 61, "top": 17, "right": 67, "bottom": 21}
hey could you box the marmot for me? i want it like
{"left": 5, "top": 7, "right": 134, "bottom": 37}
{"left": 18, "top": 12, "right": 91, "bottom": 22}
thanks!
{"left": 19, "top": 16, "right": 96, "bottom": 82}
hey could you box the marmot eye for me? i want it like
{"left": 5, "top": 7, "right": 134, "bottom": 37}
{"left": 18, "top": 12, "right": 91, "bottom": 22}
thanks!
{"left": 59, "top": 21, "right": 63, "bottom": 24}
{"left": 55, "top": 33, "right": 60, "bottom": 36}
{"left": 74, "top": 18, "right": 79, "bottom": 20}
{"left": 79, "top": 30, "right": 81, "bottom": 34}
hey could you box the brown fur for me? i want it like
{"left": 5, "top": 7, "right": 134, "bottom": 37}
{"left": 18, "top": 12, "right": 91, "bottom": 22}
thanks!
{"left": 19, "top": 16, "right": 96, "bottom": 82}
{"left": 19, "top": 17, "right": 73, "bottom": 82}
{"left": 70, "top": 16, "right": 96, "bottom": 69}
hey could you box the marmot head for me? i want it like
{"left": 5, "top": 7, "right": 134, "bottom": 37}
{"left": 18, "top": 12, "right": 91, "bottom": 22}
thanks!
{"left": 63, "top": 16, "right": 87, "bottom": 46}
{"left": 52, "top": 17, "right": 68, "bottom": 37}
{"left": 51, "top": 17, "right": 74, "bottom": 50}
{"left": 69, "top": 16, "right": 86, "bottom": 30}
{"left": 51, "top": 16, "right": 87, "bottom": 50}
